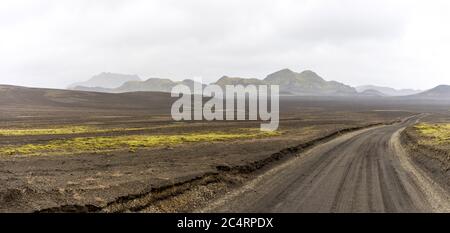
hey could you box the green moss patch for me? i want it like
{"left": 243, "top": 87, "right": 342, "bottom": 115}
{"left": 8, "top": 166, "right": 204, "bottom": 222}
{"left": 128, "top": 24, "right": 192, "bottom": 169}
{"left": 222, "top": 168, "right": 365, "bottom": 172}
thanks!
{"left": 0, "top": 125, "right": 179, "bottom": 136}
{"left": 414, "top": 123, "right": 450, "bottom": 145}
{"left": 0, "top": 129, "right": 281, "bottom": 156}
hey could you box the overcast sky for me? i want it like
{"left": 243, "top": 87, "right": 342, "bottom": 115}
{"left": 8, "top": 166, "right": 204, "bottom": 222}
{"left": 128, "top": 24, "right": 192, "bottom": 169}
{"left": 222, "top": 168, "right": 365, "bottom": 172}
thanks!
{"left": 1, "top": 0, "right": 449, "bottom": 90}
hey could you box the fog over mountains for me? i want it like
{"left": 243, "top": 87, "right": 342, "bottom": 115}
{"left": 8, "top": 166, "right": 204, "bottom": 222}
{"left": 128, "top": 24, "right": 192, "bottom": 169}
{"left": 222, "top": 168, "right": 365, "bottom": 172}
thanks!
{"left": 355, "top": 85, "right": 422, "bottom": 96}
{"left": 0, "top": 68, "right": 448, "bottom": 111}
{"left": 67, "top": 69, "right": 450, "bottom": 99}
{"left": 68, "top": 73, "right": 141, "bottom": 89}
{"left": 407, "top": 85, "right": 450, "bottom": 99}
{"left": 68, "top": 69, "right": 358, "bottom": 96}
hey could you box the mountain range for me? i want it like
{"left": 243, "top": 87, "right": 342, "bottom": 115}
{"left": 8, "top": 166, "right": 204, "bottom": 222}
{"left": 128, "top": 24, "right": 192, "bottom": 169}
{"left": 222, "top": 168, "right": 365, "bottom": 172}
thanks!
{"left": 70, "top": 74, "right": 205, "bottom": 94}
{"left": 68, "top": 69, "right": 450, "bottom": 99}
{"left": 69, "top": 69, "right": 358, "bottom": 96}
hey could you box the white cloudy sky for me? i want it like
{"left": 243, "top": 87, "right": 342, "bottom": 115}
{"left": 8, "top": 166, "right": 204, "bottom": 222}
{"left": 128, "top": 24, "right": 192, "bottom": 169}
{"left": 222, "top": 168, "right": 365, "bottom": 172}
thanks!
{"left": 1, "top": 0, "right": 449, "bottom": 89}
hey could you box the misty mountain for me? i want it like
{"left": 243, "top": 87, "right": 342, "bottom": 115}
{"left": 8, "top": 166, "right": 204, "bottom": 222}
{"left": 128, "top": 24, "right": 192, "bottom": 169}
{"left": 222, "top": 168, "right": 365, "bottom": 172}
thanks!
{"left": 212, "top": 69, "right": 357, "bottom": 96}
{"left": 214, "top": 76, "right": 266, "bottom": 87}
{"left": 69, "top": 69, "right": 438, "bottom": 98}
{"left": 71, "top": 69, "right": 358, "bottom": 96}
{"left": 356, "top": 85, "right": 421, "bottom": 96}
{"left": 358, "top": 89, "right": 386, "bottom": 97}
{"left": 116, "top": 78, "right": 205, "bottom": 93}
{"left": 264, "top": 69, "right": 357, "bottom": 96}
{"left": 68, "top": 72, "right": 141, "bottom": 89}
{"left": 72, "top": 78, "right": 205, "bottom": 93}
{"left": 70, "top": 86, "right": 114, "bottom": 93}
{"left": 116, "top": 78, "right": 175, "bottom": 93}
{"left": 406, "top": 85, "right": 450, "bottom": 99}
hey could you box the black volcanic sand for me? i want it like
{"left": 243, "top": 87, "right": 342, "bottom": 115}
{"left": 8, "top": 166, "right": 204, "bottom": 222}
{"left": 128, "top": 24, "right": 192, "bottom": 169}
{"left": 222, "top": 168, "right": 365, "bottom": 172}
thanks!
{"left": 1, "top": 87, "right": 449, "bottom": 212}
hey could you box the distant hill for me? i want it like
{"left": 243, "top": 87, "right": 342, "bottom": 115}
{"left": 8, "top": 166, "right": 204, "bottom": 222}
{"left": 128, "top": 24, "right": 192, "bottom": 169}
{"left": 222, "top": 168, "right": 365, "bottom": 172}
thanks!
{"left": 68, "top": 72, "right": 141, "bottom": 89}
{"left": 358, "top": 89, "right": 386, "bottom": 97}
{"left": 356, "top": 85, "right": 421, "bottom": 96}
{"left": 116, "top": 78, "right": 205, "bottom": 93}
{"left": 214, "top": 76, "right": 266, "bottom": 87}
{"left": 116, "top": 78, "right": 175, "bottom": 93}
{"left": 212, "top": 69, "right": 357, "bottom": 96}
{"left": 264, "top": 69, "right": 357, "bottom": 96}
{"left": 0, "top": 84, "right": 173, "bottom": 113}
{"left": 70, "top": 86, "right": 114, "bottom": 93}
{"left": 72, "top": 78, "right": 205, "bottom": 94}
{"left": 407, "top": 85, "right": 450, "bottom": 99}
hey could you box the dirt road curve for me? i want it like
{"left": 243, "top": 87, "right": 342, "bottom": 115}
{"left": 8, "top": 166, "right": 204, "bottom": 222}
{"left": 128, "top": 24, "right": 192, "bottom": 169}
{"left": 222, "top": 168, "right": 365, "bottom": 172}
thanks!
{"left": 203, "top": 115, "right": 450, "bottom": 213}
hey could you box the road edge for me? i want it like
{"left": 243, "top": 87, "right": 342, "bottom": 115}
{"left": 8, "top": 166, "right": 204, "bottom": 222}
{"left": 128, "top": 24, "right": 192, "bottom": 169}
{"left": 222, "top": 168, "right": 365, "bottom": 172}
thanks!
{"left": 391, "top": 128, "right": 450, "bottom": 212}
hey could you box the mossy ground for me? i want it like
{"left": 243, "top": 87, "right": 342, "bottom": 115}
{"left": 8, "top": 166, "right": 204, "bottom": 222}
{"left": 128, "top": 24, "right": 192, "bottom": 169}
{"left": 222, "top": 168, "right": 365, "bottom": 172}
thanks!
{"left": 414, "top": 123, "right": 450, "bottom": 145}
{"left": 0, "top": 129, "right": 281, "bottom": 156}
{"left": 0, "top": 125, "right": 180, "bottom": 136}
